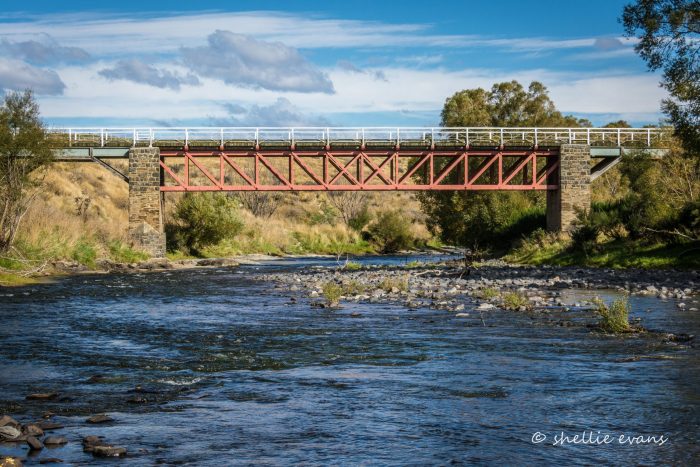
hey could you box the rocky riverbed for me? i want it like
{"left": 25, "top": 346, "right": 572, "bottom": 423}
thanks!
{"left": 260, "top": 259, "right": 699, "bottom": 333}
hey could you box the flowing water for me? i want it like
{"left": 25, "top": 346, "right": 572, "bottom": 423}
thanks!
{"left": 0, "top": 256, "right": 698, "bottom": 466}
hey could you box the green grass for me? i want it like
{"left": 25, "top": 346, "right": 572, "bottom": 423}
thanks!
{"left": 343, "top": 261, "right": 362, "bottom": 271}
{"left": 403, "top": 260, "right": 424, "bottom": 269}
{"left": 593, "top": 297, "right": 631, "bottom": 333}
{"left": 342, "top": 280, "right": 366, "bottom": 295}
{"left": 501, "top": 292, "right": 531, "bottom": 310}
{"left": 71, "top": 238, "right": 97, "bottom": 268}
{"left": 0, "top": 272, "right": 40, "bottom": 286}
{"left": 108, "top": 240, "right": 149, "bottom": 263}
{"left": 507, "top": 237, "right": 700, "bottom": 269}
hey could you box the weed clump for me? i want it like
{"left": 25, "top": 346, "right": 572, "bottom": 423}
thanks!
{"left": 379, "top": 275, "right": 409, "bottom": 293}
{"left": 593, "top": 297, "right": 631, "bottom": 333}
{"left": 501, "top": 292, "right": 531, "bottom": 310}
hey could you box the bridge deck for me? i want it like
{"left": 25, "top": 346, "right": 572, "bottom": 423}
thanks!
{"left": 50, "top": 126, "right": 669, "bottom": 151}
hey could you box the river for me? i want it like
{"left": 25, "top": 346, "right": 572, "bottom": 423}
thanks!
{"left": 1, "top": 255, "right": 698, "bottom": 465}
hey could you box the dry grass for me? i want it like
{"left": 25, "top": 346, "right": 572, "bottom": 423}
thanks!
{"left": 13, "top": 161, "right": 434, "bottom": 264}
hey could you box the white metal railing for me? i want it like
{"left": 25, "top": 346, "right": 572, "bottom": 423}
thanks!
{"left": 50, "top": 127, "right": 670, "bottom": 148}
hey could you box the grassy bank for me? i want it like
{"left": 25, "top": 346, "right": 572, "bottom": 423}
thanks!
{"left": 506, "top": 233, "right": 700, "bottom": 269}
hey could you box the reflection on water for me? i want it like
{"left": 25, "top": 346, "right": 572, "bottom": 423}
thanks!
{"left": 0, "top": 256, "right": 698, "bottom": 465}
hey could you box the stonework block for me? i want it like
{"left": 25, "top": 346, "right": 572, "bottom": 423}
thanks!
{"left": 128, "top": 147, "right": 165, "bottom": 257}
{"left": 546, "top": 144, "right": 591, "bottom": 233}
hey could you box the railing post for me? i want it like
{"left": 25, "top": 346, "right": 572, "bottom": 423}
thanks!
{"left": 465, "top": 128, "right": 469, "bottom": 147}
{"left": 132, "top": 129, "right": 136, "bottom": 147}
{"left": 586, "top": 128, "right": 590, "bottom": 145}
{"left": 149, "top": 128, "right": 154, "bottom": 147}
{"left": 534, "top": 128, "right": 538, "bottom": 147}
{"left": 220, "top": 128, "right": 224, "bottom": 147}
{"left": 500, "top": 128, "right": 504, "bottom": 146}
{"left": 100, "top": 129, "right": 104, "bottom": 147}
{"left": 185, "top": 129, "right": 189, "bottom": 147}
{"left": 361, "top": 128, "right": 365, "bottom": 148}
{"left": 68, "top": 129, "right": 72, "bottom": 147}
{"left": 568, "top": 128, "right": 572, "bottom": 144}
{"left": 291, "top": 128, "right": 295, "bottom": 147}
{"left": 617, "top": 128, "right": 621, "bottom": 147}
{"left": 647, "top": 128, "right": 651, "bottom": 146}
{"left": 255, "top": 128, "right": 259, "bottom": 147}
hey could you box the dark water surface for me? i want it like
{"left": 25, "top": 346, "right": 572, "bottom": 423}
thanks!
{"left": 1, "top": 256, "right": 698, "bottom": 466}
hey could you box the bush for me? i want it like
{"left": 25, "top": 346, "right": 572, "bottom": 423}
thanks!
{"left": 501, "top": 291, "right": 531, "bottom": 310}
{"left": 343, "top": 261, "right": 362, "bottom": 271}
{"left": 348, "top": 206, "right": 372, "bottom": 232}
{"left": 167, "top": 193, "right": 244, "bottom": 255}
{"left": 379, "top": 275, "right": 409, "bottom": 293}
{"left": 593, "top": 297, "right": 631, "bottom": 333}
{"left": 477, "top": 287, "right": 499, "bottom": 300}
{"left": 366, "top": 210, "right": 414, "bottom": 253}
{"left": 322, "top": 282, "right": 343, "bottom": 306}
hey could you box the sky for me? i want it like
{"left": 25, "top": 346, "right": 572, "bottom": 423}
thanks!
{"left": 0, "top": 0, "right": 667, "bottom": 128}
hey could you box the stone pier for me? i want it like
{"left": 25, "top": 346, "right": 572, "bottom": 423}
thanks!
{"left": 546, "top": 144, "right": 591, "bottom": 233}
{"left": 128, "top": 147, "right": 165, "bottom": 257}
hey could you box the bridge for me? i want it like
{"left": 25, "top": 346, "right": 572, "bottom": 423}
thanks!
{"left": 52, "top": 126, "right": 671, "bottom": 257}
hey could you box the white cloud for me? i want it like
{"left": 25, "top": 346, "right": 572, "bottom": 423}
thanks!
{"left": 0, "top": 34, "right": 90, "bottom": 64}
{"left": 180, "top": 31, "right": 334, "bottom": 93}
{"left": 99, "top": 59, "right": 200, "bottom": 90}
{"left": 0, "top": 57, "right": 65, "bottom": 94}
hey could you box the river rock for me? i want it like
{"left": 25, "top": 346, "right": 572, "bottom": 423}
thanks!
{"left": 0, "top": 425, "right": 21, "bottom": 440}
{"left": 92, "top": 446, "right": 127, "bottom": 458}
{"left": 26, "top": 435, "right": 43, "bottom": 451}
{"left": 455, "top": 313, "right": 470, "bottom": 318}
{"left": 23, "top": 424, "right": 44, "bottom": 437}
{"left": 0, "top": 415, "right": 20, "bottom": 428}
{"left": 36, "top": 421, "right": 63, "bottom": 431}
{"left": 86, "top": 414, "right": 113, "bottom": 424}
{"left": 26, "top": 392, "right": 58, "bottom": 401}
{"left": 43, "top": 436, "right": 67, "bottom": 446}
{"left": 477, "top": 303, "right": 496, "bottom": 311}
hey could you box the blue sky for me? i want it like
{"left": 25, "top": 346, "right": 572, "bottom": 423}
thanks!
{"left": 0, "top": 1, "right": 666, "bottom": 127}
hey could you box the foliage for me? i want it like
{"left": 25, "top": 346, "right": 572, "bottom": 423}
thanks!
{"left": 421, "top": 81, "right": 587, "bottom": 251}
{"left": 379, "top": 274, "right": 409, "bottom": 293}
{"left": 623, "top": 0, "right": 700, "bottom": 153}
{"left": 343, "top": 260, "right": 362, "bottom": 270}
{"left": 0, "top": 90, "right": 55, "bottom": 252}
{"left": 322, "top": 281, "right": 343, "bottom": 306}
{"left": 167, "top": 193, "right": 244, "bottom": 255}
{"left": 308, "top": 200, "right": 338, "bottom": 225}
{"left": 501, "top": 292, "right": 531, "bottom": 310}
{"left": 366, "top": 210, "right": 415, "bottom": 253}
{"left": 593, "top": 297, "right": 631, "bottom": 333}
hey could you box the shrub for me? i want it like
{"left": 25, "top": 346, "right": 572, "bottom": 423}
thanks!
{"left": 593, "top": 297, "right": 631, "bottom": 333}
{"left": 322, "top": 282, "right": 343, "bottom": 306}
{"left": 343, "top": 261, "right": 362, "bottom": 271}
{"left": 379, "top": 275, "right": 409, "bottom": 293}
{"left": 501, "top": 292, "right": 531, "bottom": 310}
{"left": 348, "top": 206, "right": 372, "bottom": 232}
{"left": 167, "top": 193, "right": 244, "bottom": 255}
{"left": 366, "top": 210, "right": 414, "bottom": 253}
{"left": 342, "top": 280, "right": 366, "bottom": 295}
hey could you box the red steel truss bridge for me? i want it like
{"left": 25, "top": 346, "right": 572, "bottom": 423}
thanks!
{"left": 52, "top": 126, "right": 670, "bottom": 192}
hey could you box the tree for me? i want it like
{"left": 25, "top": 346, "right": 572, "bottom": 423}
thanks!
{"left": 0, "top": 90, "right": 54, "bottom": 252}
{"left": 326, "top": 192, "right": 370, "bottom": 230}
{"left": 235, "top": 191, "right": 282, "bottom": 218}
{"left": 623, "top": 0, "right": 700, "bottom": 153}
{"left": 419, "top": 81, "right": 588, "bottom": 251}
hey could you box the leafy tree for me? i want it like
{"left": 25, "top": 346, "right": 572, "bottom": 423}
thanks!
{"left": 0, "top": 90, "right": 54, "bottom": 252}
{"left": 420, "top": 81, "right": 587, "bottom": 251}
{"left": 623, "top": 0, "right": 700, "bottom": 152}
{"left": 366, "top": 210, "right": 414, "bottom": 253}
